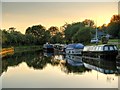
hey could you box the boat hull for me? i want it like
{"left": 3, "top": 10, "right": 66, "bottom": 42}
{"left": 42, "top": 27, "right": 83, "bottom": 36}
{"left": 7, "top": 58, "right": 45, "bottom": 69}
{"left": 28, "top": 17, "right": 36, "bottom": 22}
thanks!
{"left": 65, "top": 49, "right": 83, "bottom": 55}
{"left": 43, "top": 48, "right": 54, "bottom": 52}
{"left": 82, "top": 51, "right": 118, "bottom": 59}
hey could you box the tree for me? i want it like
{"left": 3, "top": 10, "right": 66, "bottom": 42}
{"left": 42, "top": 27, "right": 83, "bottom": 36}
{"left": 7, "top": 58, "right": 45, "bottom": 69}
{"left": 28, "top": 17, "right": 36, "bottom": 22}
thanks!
{"left": 50, "top": 32, "right": 64, "bottom": 44}
{"left": 64, "top": 22, "right": 84, "bottom": 43}
{"left": 107, "top": 14, "right": 120, "bottom": 38}
{"left": 101, "top": 36, "right": 108, "bottom": 44}
{"left": 72, "top": 27, "right": 91, "bottom": 44}
{"left": 82, "top": 19, "right": 94, "bottom": 27}
{"left": 48, "top": 26, "right": 59, "bottom": 36}
{"left": 25, "top": 25, "right": 47, "bottom": 45}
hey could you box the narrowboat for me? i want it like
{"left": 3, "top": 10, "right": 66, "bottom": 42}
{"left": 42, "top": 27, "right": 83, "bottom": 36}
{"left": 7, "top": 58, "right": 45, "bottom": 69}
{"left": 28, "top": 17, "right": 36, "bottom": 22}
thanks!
{"left": 54, "top": 44, "right": 67, "bottom": 54}
{"left": 65, "top": 43, "right": 84, "bottom": 55}
{"left": 43, "top": 43, "right": 54, "bottom": 52}
{"left": 82, "top": 44, "right": 118, "bottom": 58}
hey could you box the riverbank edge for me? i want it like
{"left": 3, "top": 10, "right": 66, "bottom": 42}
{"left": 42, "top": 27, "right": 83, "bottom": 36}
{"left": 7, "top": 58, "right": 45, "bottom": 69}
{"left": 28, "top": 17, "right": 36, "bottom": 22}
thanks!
{"left": 14, "top": 45, "right": 43, "bottom": 53}
{"left": 1, "top": 45, "right": 43, "bottom": 56}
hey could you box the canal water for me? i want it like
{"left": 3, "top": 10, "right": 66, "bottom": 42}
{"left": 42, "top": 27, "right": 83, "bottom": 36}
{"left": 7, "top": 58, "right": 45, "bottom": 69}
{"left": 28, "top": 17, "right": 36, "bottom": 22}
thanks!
{"left": 1, "top": 51, "right": 120, "bottom": 88}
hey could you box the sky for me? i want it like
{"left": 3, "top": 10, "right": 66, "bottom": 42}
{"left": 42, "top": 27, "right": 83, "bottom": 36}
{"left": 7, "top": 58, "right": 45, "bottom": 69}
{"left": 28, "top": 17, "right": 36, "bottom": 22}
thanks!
{"left": 2, "top": 2, "right": 118, "bottom": 34}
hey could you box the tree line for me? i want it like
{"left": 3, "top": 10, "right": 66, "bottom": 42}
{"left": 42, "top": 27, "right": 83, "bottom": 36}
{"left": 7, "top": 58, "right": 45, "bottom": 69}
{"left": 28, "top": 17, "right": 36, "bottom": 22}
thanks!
{"left": 1, "top": 14, "right": 120, "bottom": 48}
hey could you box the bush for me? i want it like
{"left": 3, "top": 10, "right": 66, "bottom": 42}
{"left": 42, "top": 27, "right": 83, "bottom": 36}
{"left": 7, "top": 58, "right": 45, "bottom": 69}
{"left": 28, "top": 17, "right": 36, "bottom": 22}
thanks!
{"left": 101, "top": 36, "right": 108, "bottom": 44}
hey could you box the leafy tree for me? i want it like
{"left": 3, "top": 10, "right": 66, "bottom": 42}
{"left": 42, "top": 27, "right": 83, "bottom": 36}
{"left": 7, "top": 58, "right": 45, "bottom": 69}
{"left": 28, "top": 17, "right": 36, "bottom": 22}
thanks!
{"left": 82, "top": 19, "right": 94, "bottom": 27}
{"left": 25, "top": 25, "right": 47, "bottom": 45}
{"left": 107, "top": 15, "right": 120, "bottom": 38}
{"left": 50, "top": 32, "right": 64, "bottom": 44}
{"left": 101, "top": 36, "right": 108, "bottom": 44}
{"left": 48, "top": 26, "right": 59, "bottom": 36}
{"left": 72, "top": 27, "right": 91, "bottom": 44}
{"left": 64, "top": 22, "right": 84, "bottom": 43}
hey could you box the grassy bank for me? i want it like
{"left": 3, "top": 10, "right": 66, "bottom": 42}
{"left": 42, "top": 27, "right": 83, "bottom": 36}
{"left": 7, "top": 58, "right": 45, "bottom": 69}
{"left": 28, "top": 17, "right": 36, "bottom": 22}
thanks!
{"left": 1, "top": 45, "right": 43, "bottom": 57}
{"left": 14, "top": 45, "right": 43, "bottom": 53}
{"left": 109, "top": 39, "right": 119, "bottom": 42}
{"left": 108, "top": 39, "right": 120, "bottom": 49}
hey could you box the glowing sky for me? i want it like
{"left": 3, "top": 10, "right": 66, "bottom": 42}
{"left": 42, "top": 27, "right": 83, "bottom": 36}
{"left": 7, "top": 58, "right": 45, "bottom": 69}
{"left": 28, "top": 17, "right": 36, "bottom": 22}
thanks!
{"left": 2, "top": 2, "right": 118, "bottom": 34}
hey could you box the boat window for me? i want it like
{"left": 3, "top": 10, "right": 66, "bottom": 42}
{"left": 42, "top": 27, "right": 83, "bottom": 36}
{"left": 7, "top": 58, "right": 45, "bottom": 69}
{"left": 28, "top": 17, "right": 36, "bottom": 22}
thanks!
{"left": 114, "top": 46, "right": 117, "bottom": 50}
{"left": 104, "top": 46, "right": 109, "bottom": 51}
{"left": 109, "top": 46, "right": 114, "bottom": 50}
{"left": 96, "top": 47, "right": 99, "bottom": 51}
{"left": 91, "top": 47, "right": 93, "bottom": 51}
{"left": 95, "top": 46, "right": 98, "bottom": 51}
{"left": 92, "top": 47, "right": 95, "bottom": 51}
{"left": 94, "top": 47, "right": 97, "bottom": 51}
{"left": 99, "top": 46, "right": 102, "bottom": 51}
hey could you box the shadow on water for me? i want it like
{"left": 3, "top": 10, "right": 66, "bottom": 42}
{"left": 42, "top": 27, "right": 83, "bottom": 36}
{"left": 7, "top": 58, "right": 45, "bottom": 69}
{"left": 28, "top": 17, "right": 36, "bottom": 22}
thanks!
{"left": 1, "top": 51, "right": 120, "bottom": 76}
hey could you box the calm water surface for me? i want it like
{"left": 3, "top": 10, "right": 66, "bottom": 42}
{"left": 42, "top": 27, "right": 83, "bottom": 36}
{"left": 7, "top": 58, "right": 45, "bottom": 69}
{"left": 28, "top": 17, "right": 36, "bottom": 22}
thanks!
{"left": 1, "top": 51, "right": 120, "bottom": 88}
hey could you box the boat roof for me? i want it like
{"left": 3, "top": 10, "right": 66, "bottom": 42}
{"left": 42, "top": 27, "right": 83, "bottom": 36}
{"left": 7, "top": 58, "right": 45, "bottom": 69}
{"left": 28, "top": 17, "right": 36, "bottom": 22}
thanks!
{"left": 85, "top": 44, "right": 117, "bottom": 47}
{"left": 66, "top": 43, "right": 84, "bottom": 49}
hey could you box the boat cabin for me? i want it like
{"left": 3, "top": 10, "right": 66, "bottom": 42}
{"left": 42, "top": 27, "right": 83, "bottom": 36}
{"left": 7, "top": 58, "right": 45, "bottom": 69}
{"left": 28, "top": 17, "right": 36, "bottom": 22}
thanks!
{"left": 83, "top": 44, "right": 118, "bottom": 58}
{"left": 43, "top": 43, "right": 54, "bottom": 52}
{"left": 83, "top": 44, "right": 118, "bottom": 52}
{"left": 65, "top": 43, "right": 84, "bottom": 55}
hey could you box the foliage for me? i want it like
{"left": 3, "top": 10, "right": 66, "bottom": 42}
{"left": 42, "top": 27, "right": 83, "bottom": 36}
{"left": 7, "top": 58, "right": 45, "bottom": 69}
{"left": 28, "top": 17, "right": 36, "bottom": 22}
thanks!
{"left": 64, "top": 22, "right": 85, "bottom": 43}
{"left": 82, "top": 19, "right": 94, "bottom": 27}
{"left": 64, "top": 22, "right": 94, "bottom": 44}
{"left": 1, "top": 14, "right": 120, "bottom": 48}
{"left": 72, "top": 27, "right": 92, "bottom": 44}
{"left": 25, "top": 25, "right": 47, "bottom": 45}
{"left": 107, "top": 15, "right": 120, "bottom": 38}
{"left": 50, "top": 32, "right": 64, "bottom": 44}
{"left": 101, "top": 36, "right": 108, "bottom": 44}
{"left": 48, "top": 26, "right": 59, "bottom": 36}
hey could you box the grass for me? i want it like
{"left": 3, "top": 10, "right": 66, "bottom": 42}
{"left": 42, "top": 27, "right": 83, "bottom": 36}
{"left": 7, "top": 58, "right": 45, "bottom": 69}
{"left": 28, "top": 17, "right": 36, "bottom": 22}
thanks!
{"left": 14, "top": 45, "right": 43, "bottom": 53}
{"left": 108, "top": 39, "right": 120, "bottom": 49}
{"left": 1, "top": 45, "right": 43, "bottom": 57}
{"left": 109, "top": 39, "right": 119, "bottom": 42}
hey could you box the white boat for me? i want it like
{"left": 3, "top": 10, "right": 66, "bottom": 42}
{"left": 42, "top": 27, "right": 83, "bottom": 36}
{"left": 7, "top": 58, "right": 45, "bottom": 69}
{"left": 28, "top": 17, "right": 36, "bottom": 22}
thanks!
{"left": 65, "top": 43, "right": 84, "bottom": 55}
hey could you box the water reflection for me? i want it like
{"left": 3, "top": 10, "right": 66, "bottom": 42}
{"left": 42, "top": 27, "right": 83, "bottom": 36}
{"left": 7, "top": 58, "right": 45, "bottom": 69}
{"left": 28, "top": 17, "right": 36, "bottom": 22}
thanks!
{"left": 1, "top": 51, "right": 120, "bottom": 76}
{"left": 82, "top": 56, "right": 116, "bottom": 74}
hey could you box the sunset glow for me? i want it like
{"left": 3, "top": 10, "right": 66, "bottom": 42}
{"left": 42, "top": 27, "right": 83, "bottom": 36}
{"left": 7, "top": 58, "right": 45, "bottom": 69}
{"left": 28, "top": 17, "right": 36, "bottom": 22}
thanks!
{"left": 2, "top": 2, "right": 118, "bottom": 33}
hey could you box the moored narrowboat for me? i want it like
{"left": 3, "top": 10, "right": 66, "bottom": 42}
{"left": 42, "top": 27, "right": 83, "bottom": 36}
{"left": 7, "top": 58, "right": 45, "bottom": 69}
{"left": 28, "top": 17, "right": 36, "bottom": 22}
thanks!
{"left": 43, "top": 43, "right": 54, "bottom": 52}
{"left": 54, "top": 44, "right": 67, "bottom": 54}
{"left": 82, "top": 44, "right": 118, "bottom": 58}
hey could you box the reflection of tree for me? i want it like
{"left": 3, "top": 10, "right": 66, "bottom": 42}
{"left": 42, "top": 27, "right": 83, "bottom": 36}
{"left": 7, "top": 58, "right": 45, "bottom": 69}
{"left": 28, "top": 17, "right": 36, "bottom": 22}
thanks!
{"left": 60, "top": 61, "right": 91, "bottom": 74}
{"left": 2, "top": 51, "right": 55, "bottom": 75}
{"left": 25, "top": 53, "right": 52, "bottom": 70}
{"left": 50, "top": 55, "right": 65, "bottom": 66}
{"left": 2, "top": 52, "right": 24, "bottom": 73}
{"left": 2, "top": 52, "right": 92, "bottom": 76}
